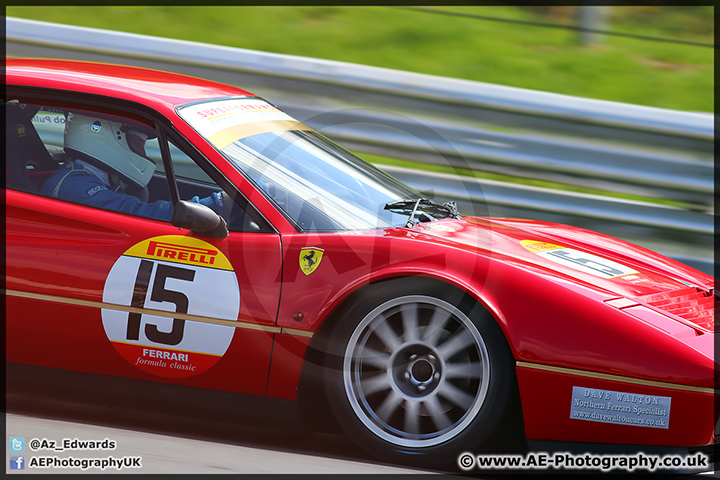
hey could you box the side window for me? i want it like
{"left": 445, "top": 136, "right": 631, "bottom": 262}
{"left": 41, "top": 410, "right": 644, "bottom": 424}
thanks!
{"left": 5, "top": 99, "right": 271, "bottom": 233}
{"left": 5, "top": 102, "right": 69, "bottom": 194}
{"left": 6, "top": 101, "right": 174, "bottom": 221}
{"left": 165, "top": 137, "right": 271, "bottom": 233}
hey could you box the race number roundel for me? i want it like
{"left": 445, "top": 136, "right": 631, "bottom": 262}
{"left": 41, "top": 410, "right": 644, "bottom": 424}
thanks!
{"left": 102, "top": 235, "right": 240, "bottom": 378}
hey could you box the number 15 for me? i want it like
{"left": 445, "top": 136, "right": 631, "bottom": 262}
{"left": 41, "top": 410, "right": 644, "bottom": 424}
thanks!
{"left": 126, "top": 259, "right": 195, "bottom": 346}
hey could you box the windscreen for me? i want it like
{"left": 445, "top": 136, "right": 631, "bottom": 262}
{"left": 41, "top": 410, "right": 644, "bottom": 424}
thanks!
{"left": 178, "top": 98, "right": 419, "bottom": 231}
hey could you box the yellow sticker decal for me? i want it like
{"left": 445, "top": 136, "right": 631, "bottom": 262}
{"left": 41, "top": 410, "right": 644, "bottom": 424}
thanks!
{"left": 208, "top": 120, "right": 311, "bottom": 149}
{"left": 123, "top": 235, "right": 233, "bottom": 271}
{"left": 102, "top": 235, "right": 239, "bottom": 378}
{"left": 520, "top": 240, "right": 563, "bottom": 253}
{"left": 299, "top": 247, "right": 324, "bottom": 276}
{"left": 520, "top": 239, "right": 638, "bottom": 279}
{"left": 178, "top": 98, "right": 312, "bottom": 149}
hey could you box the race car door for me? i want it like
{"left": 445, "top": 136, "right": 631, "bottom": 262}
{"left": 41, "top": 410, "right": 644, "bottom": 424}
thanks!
{"left": 5, "top": 98, "right": 282, "bottom": 395}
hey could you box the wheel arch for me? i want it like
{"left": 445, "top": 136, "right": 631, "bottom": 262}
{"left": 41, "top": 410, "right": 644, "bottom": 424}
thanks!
{"left": 312, "top": 269, "right": 513, "bottom": 351}
{"left": 296, "top": 273, "right": 524, "bottom": 442}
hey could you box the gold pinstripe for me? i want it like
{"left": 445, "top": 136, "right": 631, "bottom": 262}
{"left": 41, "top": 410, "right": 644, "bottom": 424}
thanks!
{"left": 516, "top": 360, "right": 715, "bottom": 394}
{"left": 4, "top": 289, "right": 313, "bottom": 338}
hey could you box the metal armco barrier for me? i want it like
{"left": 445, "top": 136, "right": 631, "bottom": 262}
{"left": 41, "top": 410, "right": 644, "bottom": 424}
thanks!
{"left": 5, "top": 17, "right": 714, "bottom": 273}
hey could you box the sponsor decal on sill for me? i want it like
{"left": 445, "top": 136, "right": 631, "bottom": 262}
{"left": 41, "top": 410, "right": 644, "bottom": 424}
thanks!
{"left": 570, "top": 386, "right": 670, "bottom": 429}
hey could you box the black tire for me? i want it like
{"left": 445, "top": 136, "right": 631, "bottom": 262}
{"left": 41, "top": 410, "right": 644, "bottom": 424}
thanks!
{"left": 324, "top": 278, "right": 524, "bottom": 469}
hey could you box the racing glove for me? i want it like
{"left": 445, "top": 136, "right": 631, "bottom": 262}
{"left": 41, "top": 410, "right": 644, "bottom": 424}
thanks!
{"left": 190, "top": 191, "right": 232, "bottom": 219}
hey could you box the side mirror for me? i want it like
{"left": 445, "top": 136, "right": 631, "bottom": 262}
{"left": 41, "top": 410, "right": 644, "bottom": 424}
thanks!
{"left": 171, "top": 200, "right": 229, "bottom": 238}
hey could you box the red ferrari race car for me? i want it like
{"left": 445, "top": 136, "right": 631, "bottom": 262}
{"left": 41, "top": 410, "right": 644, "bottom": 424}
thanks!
{"left": 4, "top": 58, "right": 716, "bottom": 471}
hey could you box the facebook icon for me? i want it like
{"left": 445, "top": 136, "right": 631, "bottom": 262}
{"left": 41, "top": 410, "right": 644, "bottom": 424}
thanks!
{"left": 10, "top": 455, "right": 25, "bottom": 470}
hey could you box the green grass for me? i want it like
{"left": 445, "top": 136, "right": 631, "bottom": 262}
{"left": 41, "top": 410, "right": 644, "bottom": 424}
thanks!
{"left": 7, "top": 6, "right": 714, "bottom": 112}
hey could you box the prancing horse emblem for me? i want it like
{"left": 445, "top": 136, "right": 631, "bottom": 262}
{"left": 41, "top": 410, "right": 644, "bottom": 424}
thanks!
{"left": 299, "top": 247, "right": 324, "bottom": 276}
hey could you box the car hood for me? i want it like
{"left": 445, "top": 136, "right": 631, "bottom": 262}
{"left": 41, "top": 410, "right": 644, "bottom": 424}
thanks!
{"left": 408, "top": 217, "right": 714, "bottom": 332}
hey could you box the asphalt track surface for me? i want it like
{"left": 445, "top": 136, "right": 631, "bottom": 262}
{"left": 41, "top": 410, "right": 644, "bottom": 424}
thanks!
{"left": 5, "top": 390, "right": 434, "bottom": 475}
{"left": 5, "top": 413, "right": 426, "bottom": 475}
{"left": 6, "top": 411, "right": 718, "bottom": 477}
{"left": 7, "top": 403, "right": 717, "bottom": 478}
{"left": 5, "top": 374, "right": 717, "bottom": 477}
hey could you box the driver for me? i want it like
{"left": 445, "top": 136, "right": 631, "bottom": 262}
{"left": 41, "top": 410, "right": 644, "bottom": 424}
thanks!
{"left": 41, "top": 112, "right": 227, "bottom": 221}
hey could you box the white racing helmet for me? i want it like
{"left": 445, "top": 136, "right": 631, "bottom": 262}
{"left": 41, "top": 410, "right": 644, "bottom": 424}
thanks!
{"left": 64, "top": 112, "right": 156, "bottom": 189}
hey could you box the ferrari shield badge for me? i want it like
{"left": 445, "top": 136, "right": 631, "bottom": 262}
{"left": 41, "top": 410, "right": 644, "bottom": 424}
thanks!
{"left": 300, "top": 247, "right": 324, "bottom": 275}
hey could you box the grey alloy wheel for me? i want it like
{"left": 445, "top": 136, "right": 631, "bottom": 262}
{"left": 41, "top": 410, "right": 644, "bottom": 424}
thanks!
{"left": 342, "top": 295, "right": 491, "bottom": 448}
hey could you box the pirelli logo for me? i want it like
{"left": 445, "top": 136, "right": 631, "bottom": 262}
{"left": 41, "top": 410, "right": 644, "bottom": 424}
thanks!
{"left": 124, "top": 236, "right": 233, "bottom": 270}
{"left": 146, "top": 241, "right": 217, "bottom": 265}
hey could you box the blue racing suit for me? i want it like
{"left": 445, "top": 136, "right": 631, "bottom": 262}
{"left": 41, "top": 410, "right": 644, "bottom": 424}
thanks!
{"left": 41, "top": 160, "right": 226, "bottom": 222}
